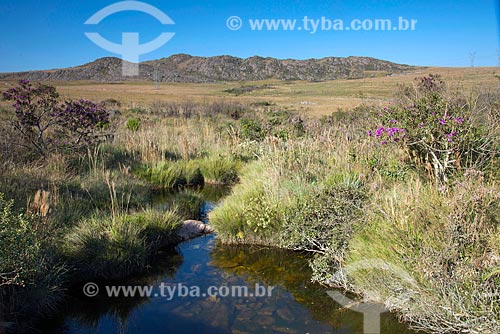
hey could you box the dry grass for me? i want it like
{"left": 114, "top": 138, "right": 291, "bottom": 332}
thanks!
{"left": 2, "top": 66, "right": 497, "bottom": 117}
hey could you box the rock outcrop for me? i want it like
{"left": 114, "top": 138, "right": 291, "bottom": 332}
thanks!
{"left": 0, "top": 54, "right": 417, "bottom": 83}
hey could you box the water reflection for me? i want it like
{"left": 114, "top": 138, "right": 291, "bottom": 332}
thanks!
{"left": 39, "top": 238, "right": 418, "bottom": 334}
{"left": 151, "top": 185, "right": 232, "bottom": 211}
{"left": 39, "top": 251, "right": 183, "bottom": 334}
{"left": 210, "top": 244, "right": 418, "bottom": 334}
{"left": 36, "top": 185, "right": 419, "bottom": 334}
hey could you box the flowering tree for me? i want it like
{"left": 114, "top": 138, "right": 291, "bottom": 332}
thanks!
{"left": 3, "top": 80, "right": 109, "bottom": 156}
{"left": 369, "top": 75, "right": 494, "bottom": 183}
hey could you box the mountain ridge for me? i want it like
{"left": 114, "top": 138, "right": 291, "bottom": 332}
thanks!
{"left": 0, "top": 54, "right": 419, "bottom": 83}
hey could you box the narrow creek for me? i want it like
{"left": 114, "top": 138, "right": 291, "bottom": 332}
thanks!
{"left": 38, "top": 186, "right": 419, "bottom": 334}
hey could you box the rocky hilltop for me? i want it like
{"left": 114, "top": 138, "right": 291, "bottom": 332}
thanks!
{"left": 0, "top": 54, "right": 416, "bottom": 82}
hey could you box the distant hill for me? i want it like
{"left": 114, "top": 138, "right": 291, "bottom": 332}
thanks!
{"left": 0, "top": 54, "right": 418, "bottom": 83}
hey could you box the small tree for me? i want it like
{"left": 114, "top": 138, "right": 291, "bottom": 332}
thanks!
{"left": 3, "top": 80, "right": 110, "bottom": 156}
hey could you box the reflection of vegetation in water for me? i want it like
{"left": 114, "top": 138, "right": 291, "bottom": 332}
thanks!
{"left": 151, "top": 189, "right": 204, "bottom": 220}
{"left": 210, "top": 244, "right": 419, "bottom": 334}
{"left": 152, "top": 185, "right": 231, "bottom": 220}
{"left": 39, "top": 250, "right": 183, "bottom": 333}
{"left": 198, "top": 184, "right": 232, "bottom": 203}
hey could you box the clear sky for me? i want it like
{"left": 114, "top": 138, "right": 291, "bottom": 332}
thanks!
{"left": 0, "top": 0, "right": 499, "bottom": 72}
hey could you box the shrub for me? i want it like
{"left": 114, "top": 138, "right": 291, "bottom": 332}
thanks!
{"left": 126, "top": 117, "right": 140, "bottom": 132}
{"left": 101, "top": 98, "right": 121, "bottom": 108}
{"left": 342, "top": 173, "right": 500, "bottom": 333}
{"left": 368, "top": 75, "right": 499, "bottom": 183}
{"left": 0, "top": 193, "right": 43, "bottom": 287}
{"left": 0, "top": 193, "right": 66, "bottom": 319}
{"left": 281, "top": 178, "right": 365, "bottom": 253}
{"left": 240, "top": 118, "right": 264, "bottom": 141}
{"left": 2, "top": 80, "right": 110, "bottom": 157}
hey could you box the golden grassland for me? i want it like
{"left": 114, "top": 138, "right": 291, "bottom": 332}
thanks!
{"left": 2, "top": 66, "right": 499, "bottom": 116}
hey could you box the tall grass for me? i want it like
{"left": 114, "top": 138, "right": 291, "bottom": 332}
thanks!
{"left": 113, "top": 117, "right": 238, "bottom": 164}
{"left": 210, "top": 130, "right": 371, "bottom": 244}
{"left": 63, "top": 209, "right": 182, "bottom": 281}
{"left": 210, "top": 89, "right": 500, "bottom": 333}
{"left": 341, "top": 173, "right": 500, "bottom": 333}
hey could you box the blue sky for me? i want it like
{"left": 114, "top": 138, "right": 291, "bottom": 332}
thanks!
{"left": 0, "top": 0, "right": 499, "bottom": 72}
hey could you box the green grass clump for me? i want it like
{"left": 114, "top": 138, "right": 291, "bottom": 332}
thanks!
{"left": 197, "top": 155, "right": 241, "bottom": 184}
{"left": 184, "top": 164, "right": 205, "bottom": 188}
{"left": 136, "top": 155, "right": 240, "bottom": 190}
{"left": 209, "top": 161, "right": 279, "bottom": 243}
{"left": 126, "top": 117, "right": 140, "bottom": 132}
{"left": 135, "top": 161, "right": 189, "bottom": 190}
{"left": 173, "top": 189, "right": 204, "bottom": 220}
{"left": 63, "top": 209, "right": 181, "bottom": 280}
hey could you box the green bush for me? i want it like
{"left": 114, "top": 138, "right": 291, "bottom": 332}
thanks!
{"left": 240, "top": 118, "right": 264, "bottom": 141}
{"left": 0, "top": 193, "right": 43, "bottom": 286}
{"left": 342, "top": 174, "right": 500, "bottom": 333}
{"left": 126, "top": 117, "right": 140, "bottom": 132}
{"left": 0, "top": 193, "right": 66, "bottom": 319}
{"left": 281, "top": 178, "right": 365, "bottom": 253}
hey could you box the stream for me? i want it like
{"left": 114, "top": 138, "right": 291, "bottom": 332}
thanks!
{"left": 38, "top": 186, "right": 419, "bottom": 334}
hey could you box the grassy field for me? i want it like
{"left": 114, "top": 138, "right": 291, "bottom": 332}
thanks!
{"left": 1, "top": 66, "right": 497, "bottom": 117}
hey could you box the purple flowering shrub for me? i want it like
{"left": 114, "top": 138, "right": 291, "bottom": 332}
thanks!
{"left": 369, "top": 75, "right": 492, "bottom": 183}
{"left": 3, "top": 80, "right": 110, "bottom": 156}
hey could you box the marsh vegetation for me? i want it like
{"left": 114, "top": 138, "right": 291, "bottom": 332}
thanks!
{"left": 0, "top": 73, "right": 499, "bottom": 333}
